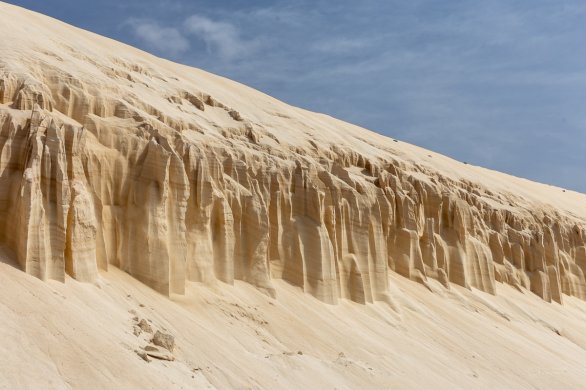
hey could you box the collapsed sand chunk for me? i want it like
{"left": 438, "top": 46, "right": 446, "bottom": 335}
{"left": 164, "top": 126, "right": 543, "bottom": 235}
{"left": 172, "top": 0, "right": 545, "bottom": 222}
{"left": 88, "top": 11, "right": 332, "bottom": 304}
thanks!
{"left": 152, "top": 330, "right": 175, "bottom": 352}
{"left": 144, "top": 345, "right": 175, "bottom": 361}
{"left": 137, "top": 319, "right": 153, "bottom": 333}
{"left": 135, "top": 349, "right": 151, "bottom": 362}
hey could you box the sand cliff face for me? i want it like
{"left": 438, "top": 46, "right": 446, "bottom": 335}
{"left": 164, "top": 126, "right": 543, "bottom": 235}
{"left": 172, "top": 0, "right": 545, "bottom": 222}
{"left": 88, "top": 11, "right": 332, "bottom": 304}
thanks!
{"left": 1, "top": 2, "right": 586, "bottom": 306}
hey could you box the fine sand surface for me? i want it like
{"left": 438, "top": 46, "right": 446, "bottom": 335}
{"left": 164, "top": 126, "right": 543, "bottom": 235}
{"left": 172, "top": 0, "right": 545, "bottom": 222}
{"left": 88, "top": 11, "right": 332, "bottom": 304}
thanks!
{"left": 2, "top": 2, "right": 586, "bottom": 389}
{"left": 2, "top": 251, "right": 586, "bottom": 389}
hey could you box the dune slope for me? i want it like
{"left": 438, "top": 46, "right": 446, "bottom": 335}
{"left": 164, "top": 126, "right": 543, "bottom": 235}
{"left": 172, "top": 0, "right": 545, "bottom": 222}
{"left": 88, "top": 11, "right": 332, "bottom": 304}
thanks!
{"left": 3, "top": 252, "right": 586, "bottom": 389}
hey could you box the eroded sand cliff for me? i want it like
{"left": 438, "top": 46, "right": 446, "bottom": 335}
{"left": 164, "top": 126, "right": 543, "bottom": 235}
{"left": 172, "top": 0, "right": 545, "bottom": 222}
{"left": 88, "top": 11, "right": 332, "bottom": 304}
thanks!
{"left": 2, "top": 3, "right": 586, "bottom": 308}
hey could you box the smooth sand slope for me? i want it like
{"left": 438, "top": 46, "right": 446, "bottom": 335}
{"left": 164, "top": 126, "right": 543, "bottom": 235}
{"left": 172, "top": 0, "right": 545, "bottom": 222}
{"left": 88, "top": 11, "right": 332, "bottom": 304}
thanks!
{"left": 3, "top": 253, "right": 586, "bottom": 389}
{"left": 1, "top": 1, "right": 586, "bottom": 388}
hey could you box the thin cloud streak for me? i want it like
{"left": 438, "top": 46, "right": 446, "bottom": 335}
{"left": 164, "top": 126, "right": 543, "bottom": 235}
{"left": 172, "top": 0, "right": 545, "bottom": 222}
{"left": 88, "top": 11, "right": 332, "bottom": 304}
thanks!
{"left": 183, "top": 14, "right": 262, "bottom": 60}
{"left": 124, "top": 13, "right": 263, "bottom": 61}
{"left": 125, "top": 18, "right": 189, "bottom": 55}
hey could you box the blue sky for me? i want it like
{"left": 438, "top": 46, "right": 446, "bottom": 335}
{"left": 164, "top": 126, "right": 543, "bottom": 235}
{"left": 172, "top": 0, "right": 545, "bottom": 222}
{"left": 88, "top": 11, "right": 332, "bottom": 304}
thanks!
{"left": 8, "top": 0, "right": 586, "bottom": 192}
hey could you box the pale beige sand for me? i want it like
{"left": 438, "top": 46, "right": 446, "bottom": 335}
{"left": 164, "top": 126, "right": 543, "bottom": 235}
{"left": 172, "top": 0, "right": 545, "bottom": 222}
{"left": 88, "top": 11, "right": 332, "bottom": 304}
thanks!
{"left": 2, "top": 253, "right": 586, "bottom": 389}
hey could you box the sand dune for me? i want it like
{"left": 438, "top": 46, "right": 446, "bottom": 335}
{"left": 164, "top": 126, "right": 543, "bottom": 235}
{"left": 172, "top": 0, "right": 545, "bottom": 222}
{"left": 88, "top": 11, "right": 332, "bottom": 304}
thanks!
{"left": 1, "top": 1, "right": 586, "bottom": 388}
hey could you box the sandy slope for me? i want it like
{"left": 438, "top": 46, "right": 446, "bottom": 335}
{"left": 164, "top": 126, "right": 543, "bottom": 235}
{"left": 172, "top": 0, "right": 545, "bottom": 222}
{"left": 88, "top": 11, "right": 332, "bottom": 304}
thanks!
{"left": 2, "top": 249, "right": 586, "bottom": 389}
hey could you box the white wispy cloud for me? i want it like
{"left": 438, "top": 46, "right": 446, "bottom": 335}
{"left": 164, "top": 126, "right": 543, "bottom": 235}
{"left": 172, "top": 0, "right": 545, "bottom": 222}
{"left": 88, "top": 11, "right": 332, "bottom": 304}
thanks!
{"left": 126, "top": 18, "right": 190, "bottom": 55}
{"left": 183, "top": 15, "right": 261, "bottom": 60}
{"left": 125, "top": 14, "right": 262, "bottom": 61}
